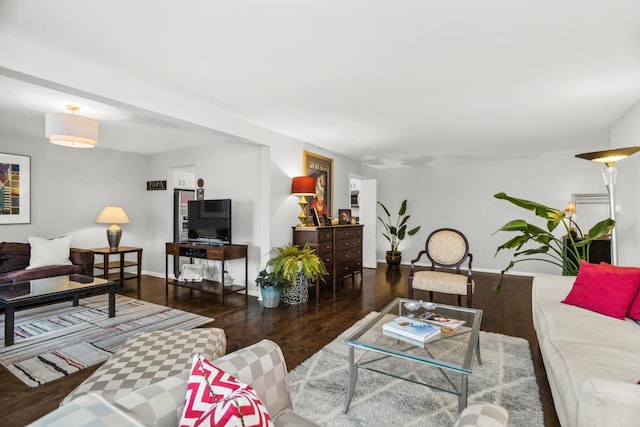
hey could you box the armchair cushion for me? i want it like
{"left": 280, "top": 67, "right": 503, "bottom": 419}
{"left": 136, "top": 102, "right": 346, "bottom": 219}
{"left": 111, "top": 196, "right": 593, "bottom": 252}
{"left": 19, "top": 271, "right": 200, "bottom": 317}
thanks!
{"left": 412, "top": 270, "right": 475, "bottom": 295}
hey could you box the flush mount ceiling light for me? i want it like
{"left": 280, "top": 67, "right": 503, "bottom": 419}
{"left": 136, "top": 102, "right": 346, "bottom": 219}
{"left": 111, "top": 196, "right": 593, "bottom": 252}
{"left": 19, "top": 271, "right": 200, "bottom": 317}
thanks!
{"left": 45, "top": 105, "right": 99, "bottom": 148}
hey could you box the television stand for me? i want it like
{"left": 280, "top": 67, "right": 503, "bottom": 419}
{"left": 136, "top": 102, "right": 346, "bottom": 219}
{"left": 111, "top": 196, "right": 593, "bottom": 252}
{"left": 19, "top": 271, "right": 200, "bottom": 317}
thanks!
{"left": 165, "top": 242, "right": 248, "bottom": 306}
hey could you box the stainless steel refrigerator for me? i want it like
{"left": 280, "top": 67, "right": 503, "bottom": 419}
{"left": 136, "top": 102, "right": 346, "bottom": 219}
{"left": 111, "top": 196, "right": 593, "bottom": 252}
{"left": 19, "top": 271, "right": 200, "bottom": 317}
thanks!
{"left": 173, "top": 189, "right": 195, "bottom": 277}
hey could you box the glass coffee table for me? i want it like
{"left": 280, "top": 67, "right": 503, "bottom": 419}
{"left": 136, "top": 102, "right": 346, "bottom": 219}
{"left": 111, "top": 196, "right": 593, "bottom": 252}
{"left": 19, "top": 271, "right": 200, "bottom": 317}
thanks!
{"left": 344, "top": 298, "right": 482, "bottom": 413}
{"left": 0, "top": 274, "right": 115, "bottom": 346}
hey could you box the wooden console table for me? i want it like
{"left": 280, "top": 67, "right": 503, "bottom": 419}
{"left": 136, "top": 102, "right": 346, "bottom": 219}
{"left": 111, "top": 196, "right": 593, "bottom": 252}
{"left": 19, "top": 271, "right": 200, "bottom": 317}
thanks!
{"left": 165, "top": 242, "right": 248, "bottom": 306}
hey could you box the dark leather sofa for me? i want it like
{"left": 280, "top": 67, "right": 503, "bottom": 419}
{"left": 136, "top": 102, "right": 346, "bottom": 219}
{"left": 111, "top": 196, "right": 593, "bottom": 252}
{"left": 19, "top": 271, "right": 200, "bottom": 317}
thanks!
{"left": 0, "top": 242, "right": 94, "bottom": 284}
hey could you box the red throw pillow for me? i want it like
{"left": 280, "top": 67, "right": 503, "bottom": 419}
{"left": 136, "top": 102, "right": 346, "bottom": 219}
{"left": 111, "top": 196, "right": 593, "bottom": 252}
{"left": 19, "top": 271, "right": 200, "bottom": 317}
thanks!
{"left": 562, "top": 260, "right": 640, "bottom": 320}
{"left": 180, "top": 354, "right": 273, "bottom": 427}
{"left": 599, "top": 262, "right": 640, "bottom": 321}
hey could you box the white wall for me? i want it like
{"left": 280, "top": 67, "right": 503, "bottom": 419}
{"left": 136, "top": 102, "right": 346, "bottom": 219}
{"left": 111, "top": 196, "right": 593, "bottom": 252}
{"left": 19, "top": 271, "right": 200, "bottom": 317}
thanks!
{"left": 610, "top": 100, "right": 640, "bottom": 267}
{"left": 0, "top": 130, "right": 147, "bottom": 249}
{"left": 368, "top": 152, "right": 629, "bottom": 275}
{"left": 0, "top": 128, "right": 363, "bottom": 298}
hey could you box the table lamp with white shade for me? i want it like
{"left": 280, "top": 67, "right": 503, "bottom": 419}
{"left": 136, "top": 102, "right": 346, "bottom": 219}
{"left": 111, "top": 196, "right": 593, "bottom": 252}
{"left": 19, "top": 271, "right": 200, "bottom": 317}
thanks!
{"left": 96, "top": 206, "right": 130, "bottom": 251}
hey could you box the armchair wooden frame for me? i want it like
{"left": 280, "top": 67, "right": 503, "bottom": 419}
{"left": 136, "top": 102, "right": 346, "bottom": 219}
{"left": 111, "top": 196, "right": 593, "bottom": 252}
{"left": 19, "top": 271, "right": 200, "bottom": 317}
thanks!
{"left": 408, "top": 228, "right": 474, "bottom": 307}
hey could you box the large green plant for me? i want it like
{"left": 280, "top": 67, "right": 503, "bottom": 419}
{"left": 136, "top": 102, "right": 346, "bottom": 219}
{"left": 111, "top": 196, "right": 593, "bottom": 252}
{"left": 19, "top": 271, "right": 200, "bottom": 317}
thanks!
{"left": 267, "top": 243, "right": 327, "bottom": 284}
{"left": 377, "top": 199, "right": 421, "bottom": 253}
{"left": 493, "top": 192, "right": 614, "bottom": 292}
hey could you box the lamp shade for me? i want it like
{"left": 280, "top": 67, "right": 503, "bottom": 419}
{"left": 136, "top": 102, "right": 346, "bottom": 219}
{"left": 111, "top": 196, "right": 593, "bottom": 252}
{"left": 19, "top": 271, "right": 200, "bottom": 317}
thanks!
{"left": 291, "top": 176, "right": 315, "bottom": 195}
{"left": 96, "top": 206, "right": 130, "bottom": 224}
{"left": 45, "top": 112, "right": 99, "bottom": 148}
{"left": 575, "top": 146, "right": 640, "bottom": 167}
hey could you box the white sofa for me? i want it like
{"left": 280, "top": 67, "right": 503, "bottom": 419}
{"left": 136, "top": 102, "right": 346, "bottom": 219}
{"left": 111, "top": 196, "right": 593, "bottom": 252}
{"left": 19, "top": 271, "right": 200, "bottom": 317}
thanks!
{"left": 532, "top": 274, "right": 640, "bottom": 427}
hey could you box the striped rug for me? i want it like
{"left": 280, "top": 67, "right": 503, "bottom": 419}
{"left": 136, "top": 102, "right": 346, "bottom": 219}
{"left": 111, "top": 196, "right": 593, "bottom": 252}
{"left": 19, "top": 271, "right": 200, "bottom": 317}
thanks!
{"left": 0, "top": 294, "right": 214, "bottom": 387}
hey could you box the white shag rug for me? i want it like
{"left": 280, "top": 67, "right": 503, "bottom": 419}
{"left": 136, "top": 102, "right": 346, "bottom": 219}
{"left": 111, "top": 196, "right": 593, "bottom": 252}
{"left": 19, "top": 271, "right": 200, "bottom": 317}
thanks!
{"left": 288, "top": 312, "right": 543, "bottom": 426}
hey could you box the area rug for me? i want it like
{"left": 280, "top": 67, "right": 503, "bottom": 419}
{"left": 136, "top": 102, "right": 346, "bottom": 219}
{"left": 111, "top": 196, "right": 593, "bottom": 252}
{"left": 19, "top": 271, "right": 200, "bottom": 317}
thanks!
{"left": 288, "top": 312, "right": 543, "bottom": 426}
{"left": 0, "top": 294, "right": 214, "bottom": 387}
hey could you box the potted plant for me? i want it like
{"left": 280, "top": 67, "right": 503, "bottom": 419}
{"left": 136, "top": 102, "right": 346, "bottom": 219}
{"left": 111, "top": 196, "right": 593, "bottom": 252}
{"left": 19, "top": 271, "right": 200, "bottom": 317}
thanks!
{"left": 255, "top": 269, "right": 289, "bottom": 308}
{"left": 267, "top": 243, "right": 327, "bottom": 304}
{"left": 493, "top": 192, "right": 615, "bottom": 292}
{"left": 377, "top": 199, "right": 421, "bottom": 269}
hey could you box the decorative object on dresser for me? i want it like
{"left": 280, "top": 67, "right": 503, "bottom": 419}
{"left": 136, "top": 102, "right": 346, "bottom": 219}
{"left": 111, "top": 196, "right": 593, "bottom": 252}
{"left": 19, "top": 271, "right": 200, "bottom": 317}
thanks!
{"left": 377, "top": 199, "right": 421, "bottom": 269}
{"left": 291, "top": 175, "right": 316, "bottom": 226}
{"left": 267, "top": 243, "right": 327, "bottom": 304}
{"left": 165, "top": 242, "right": 248, "bottom": 306}
{"left": 0, "top": 152, "right": 30, "bottom": 224}
{"left": 95, "top": 206, "right": 130, "bottom": 251}
{"left": 293, "top": 224, "right": 363, "bottom": 299}
{"left": 92, "top": 246, "right": 142, "bottom": 293}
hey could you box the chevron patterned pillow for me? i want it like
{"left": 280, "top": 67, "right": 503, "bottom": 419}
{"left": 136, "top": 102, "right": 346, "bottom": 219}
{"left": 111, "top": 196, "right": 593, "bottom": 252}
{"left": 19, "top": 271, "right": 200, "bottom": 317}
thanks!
{"left": 180, "top": 353, "right": 273, "bottom": 427}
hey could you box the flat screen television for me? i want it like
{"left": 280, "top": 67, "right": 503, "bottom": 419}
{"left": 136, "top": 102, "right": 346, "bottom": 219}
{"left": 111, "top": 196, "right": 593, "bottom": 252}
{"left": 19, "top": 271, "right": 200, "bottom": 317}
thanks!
{"left": 187, "top": 199, "right": 232, "bottom": 244}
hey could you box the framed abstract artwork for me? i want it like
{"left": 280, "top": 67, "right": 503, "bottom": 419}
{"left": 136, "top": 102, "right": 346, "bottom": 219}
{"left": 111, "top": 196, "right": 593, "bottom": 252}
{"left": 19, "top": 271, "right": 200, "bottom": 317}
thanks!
{"left": 303, "top": 150, "right": 333, "bottom": 219}
{"left": 0, "top": 153, "right": 31, "bottom": 224}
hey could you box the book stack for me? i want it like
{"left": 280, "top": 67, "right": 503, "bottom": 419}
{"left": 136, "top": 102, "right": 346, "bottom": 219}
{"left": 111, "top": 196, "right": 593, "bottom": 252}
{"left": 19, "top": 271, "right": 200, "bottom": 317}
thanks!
{"left": 382, "top": 316, "right": 440, "bottom": 343}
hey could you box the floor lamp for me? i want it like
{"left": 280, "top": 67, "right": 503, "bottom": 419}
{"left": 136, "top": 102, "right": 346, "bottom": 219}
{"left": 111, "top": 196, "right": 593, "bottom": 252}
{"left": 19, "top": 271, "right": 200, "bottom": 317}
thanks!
{"left": 575, "top": 146, "right": 640, "bottom": 265}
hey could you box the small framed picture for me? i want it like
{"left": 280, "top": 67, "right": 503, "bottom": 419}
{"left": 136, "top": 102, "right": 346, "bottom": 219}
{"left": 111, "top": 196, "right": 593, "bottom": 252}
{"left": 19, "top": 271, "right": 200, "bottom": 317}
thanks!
{"left": 312, "top": 208, "right": 321, "bottom": 226}
{"left": 338, "top": 209, "right": 352, "bottom": 225}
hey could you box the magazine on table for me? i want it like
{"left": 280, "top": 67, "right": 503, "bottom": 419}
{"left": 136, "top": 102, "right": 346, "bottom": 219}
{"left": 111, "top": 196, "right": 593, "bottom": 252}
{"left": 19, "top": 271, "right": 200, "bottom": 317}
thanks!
{"left": 419, "top": 313, "right": 466, "bottom": 329}
{"left": 382, "top": 316, "right": 440, "bottom": 342}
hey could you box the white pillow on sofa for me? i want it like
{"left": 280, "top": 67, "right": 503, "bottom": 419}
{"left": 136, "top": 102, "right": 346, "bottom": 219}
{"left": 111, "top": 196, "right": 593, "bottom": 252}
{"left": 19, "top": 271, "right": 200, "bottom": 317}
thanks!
{"left": 26, "top": 236, "right": 73, "bottom": 269}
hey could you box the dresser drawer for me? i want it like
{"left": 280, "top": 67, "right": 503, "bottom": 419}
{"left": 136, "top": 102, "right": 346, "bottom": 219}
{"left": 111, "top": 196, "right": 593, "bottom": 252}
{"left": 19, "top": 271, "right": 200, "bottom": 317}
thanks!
{"left": 318, "top": 229, "right": 334, "bottom": 242}
{"left": 335, "top": 228, "right": 357, "bottom": 240}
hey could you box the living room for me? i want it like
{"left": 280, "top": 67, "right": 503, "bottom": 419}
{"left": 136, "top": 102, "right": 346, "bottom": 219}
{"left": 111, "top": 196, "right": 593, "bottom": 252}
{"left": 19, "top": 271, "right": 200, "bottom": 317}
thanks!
{"left": 2, "top": 2, "right": 640, "bottom": 426}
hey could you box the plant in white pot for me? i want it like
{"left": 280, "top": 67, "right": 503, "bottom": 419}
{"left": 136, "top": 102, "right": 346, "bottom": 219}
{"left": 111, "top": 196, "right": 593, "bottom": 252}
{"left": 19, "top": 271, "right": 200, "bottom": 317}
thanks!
{"left": 255, "top": 269, "right": 290, "bottom": 308}
{"left": 267, "top": 243, "right": 327, "bottom": 304}
{"left": 377, "top": 199, "right": 421, "bottom": 269}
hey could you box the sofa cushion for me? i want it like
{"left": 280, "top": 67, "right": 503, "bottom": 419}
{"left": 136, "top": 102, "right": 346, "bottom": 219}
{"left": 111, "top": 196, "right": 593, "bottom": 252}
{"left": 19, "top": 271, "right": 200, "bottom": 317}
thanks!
{"left": 2, "top": 264, "right": 83, "bottom": 282}
{"left": 26, "top": 236, "right": 72, "bottom": 270}
{"left": 180, "top": 354, "right": 273, "bottom": 427}
{"left": 599, "top": 262, "right": 640, "bottom": 321}
{"left": 562, "top": 260, "right": 640, "bottom": 319}
{"left": 0, "top": 242, "right": 31, "bottom": 273}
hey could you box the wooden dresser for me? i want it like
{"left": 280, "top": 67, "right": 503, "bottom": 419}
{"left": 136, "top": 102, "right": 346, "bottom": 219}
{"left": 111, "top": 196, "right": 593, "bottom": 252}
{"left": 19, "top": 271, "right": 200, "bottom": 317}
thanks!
{"left": 292, "top": 224, "right": 363, "bottom": 298}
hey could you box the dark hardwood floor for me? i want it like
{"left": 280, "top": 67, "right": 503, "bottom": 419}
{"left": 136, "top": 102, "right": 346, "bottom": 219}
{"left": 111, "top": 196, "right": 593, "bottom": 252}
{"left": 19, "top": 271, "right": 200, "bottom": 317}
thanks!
{"left": 0, "top": 265, "right": 560, "bottom": 426}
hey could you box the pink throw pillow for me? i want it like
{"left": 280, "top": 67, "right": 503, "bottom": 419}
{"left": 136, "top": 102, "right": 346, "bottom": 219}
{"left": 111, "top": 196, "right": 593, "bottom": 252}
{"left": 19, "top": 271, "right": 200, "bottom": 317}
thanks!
{"left": 562, "top": 260, "right": 640, "bottom": 320}
{"left": 180, "top": 354, "right": 273, "bottom": 427}
{"left": 599, "top": 262, "right": 640, "bottom": 321}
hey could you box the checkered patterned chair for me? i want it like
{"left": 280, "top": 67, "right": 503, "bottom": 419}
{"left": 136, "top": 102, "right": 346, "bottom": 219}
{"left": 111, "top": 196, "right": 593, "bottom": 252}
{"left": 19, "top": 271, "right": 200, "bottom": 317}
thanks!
{"left": 62, "top": 328, "right": 227, "bottom": 404}
{"left": 29, "top": 337, "right": 318, "bottom": 427}
{"left": 408, "top": 228, "right": 475, "bottom": 307}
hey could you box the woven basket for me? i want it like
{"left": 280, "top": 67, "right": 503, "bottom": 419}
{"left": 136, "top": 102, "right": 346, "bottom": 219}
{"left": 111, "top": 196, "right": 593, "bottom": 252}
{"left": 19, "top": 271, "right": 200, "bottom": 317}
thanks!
{"left": 281, "top": 272, "right": 309, "bottom": 304}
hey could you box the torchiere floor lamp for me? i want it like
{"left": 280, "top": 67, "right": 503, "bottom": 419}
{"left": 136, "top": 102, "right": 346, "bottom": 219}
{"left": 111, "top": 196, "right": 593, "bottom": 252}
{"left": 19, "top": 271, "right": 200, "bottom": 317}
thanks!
{"left": 575, "top": 145, "right": 640, "bottom": 265}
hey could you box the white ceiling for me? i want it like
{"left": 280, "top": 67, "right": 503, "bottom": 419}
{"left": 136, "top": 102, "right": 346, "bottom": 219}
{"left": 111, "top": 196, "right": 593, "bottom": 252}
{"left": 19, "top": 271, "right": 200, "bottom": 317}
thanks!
{"left": 1, "top": 1, "right": 639, "bottom": 166}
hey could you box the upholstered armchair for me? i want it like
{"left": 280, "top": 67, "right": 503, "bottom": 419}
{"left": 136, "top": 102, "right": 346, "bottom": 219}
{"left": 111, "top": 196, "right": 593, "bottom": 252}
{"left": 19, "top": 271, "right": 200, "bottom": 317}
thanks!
{"left": 408, "top": 228, "right": 474, "bottom": 307}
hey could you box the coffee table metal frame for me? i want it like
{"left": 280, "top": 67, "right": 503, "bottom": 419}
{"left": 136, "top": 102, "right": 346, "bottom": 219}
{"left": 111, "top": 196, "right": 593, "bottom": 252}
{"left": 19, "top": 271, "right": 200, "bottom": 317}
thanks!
{"left": 0, "top": 274, "right": 116, "bottom": 346}
{"left": 344, "top": 297, "right": 483, "bottom": 413}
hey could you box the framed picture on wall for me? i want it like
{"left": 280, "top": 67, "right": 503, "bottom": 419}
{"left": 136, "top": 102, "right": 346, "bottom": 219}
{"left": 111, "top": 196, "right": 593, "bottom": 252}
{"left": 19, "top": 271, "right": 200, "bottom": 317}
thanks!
{"left": 303, "top": 150, "right": 333, "bottom": 220}
{"left": 0, "top": 153, "right": 31, "bottom": 224}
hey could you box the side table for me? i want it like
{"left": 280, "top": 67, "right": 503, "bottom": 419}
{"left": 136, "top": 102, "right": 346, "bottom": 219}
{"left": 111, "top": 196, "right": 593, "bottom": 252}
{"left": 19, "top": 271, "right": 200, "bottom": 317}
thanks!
{"left": 92, "top": 246, "right": 142, "bottom": 294}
